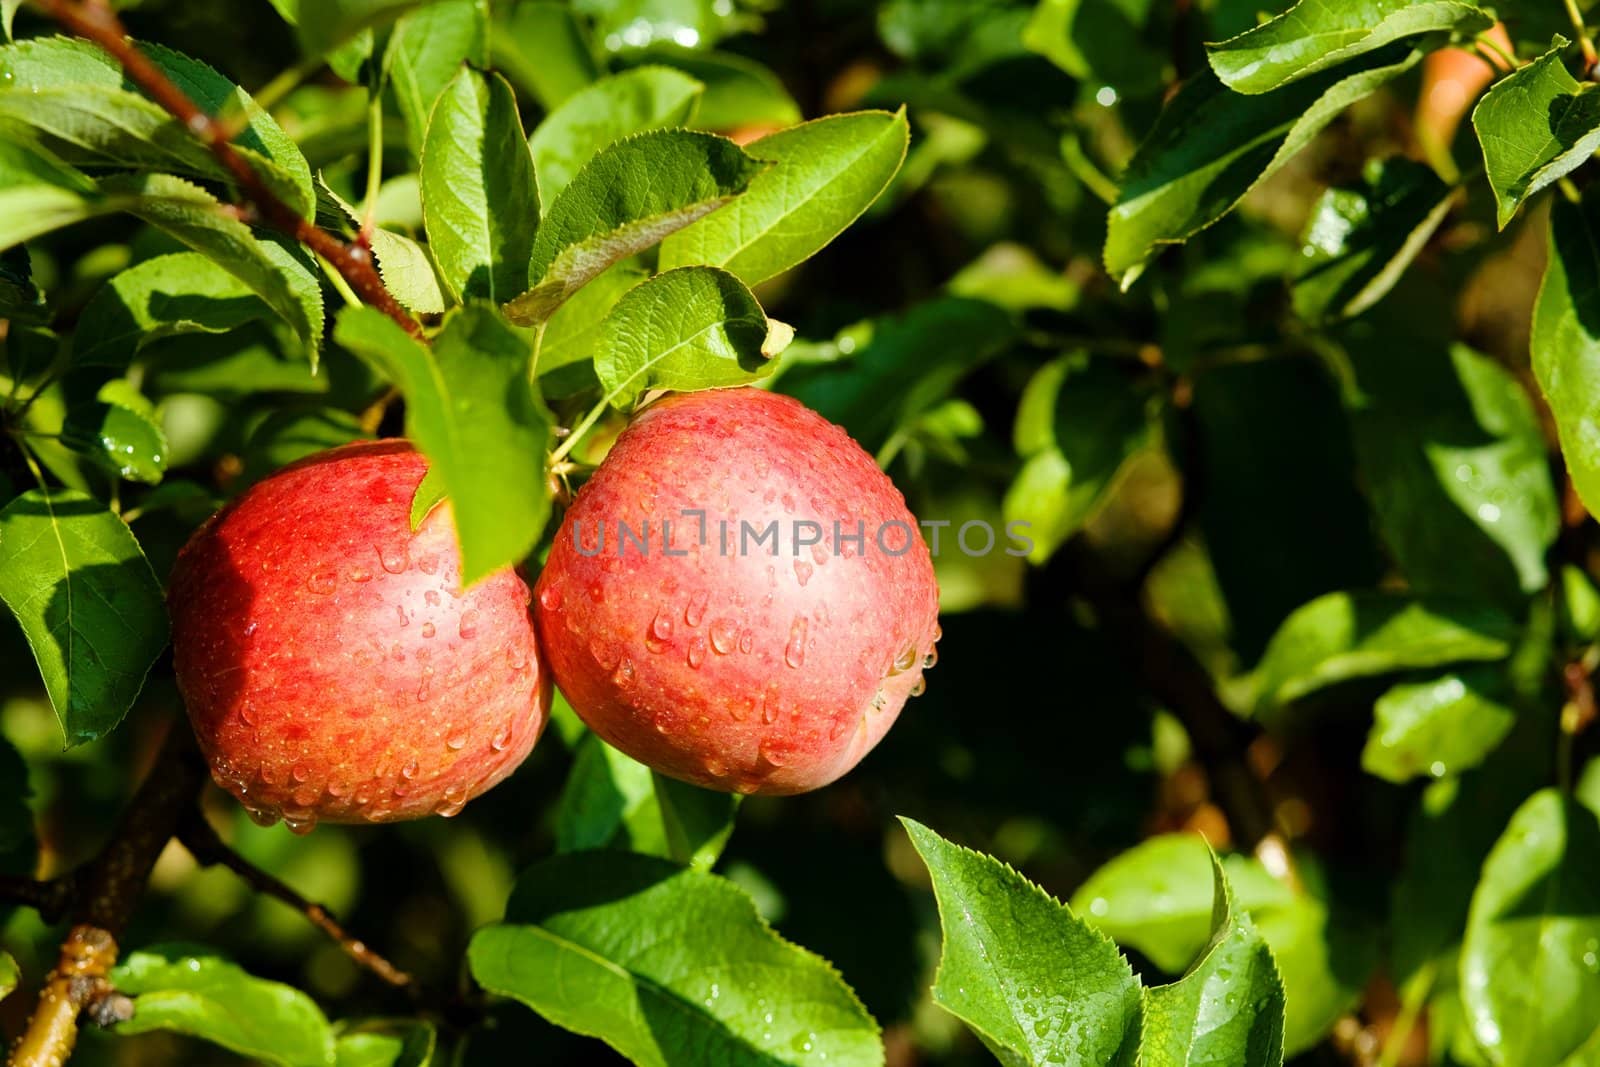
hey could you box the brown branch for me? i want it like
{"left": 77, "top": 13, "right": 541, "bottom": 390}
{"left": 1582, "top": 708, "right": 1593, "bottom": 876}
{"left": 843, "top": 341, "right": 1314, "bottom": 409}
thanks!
{"left": 0, "top": 875, "right": 75, "bottom": 924}
{"left": 8, "top": 727, "right": 209, "bottom": 1067}
{"left": 35, "top": 0, "right": 425, "bottom": 343}
{"left": 175, "top": 813, "right": 419, "bottom": 996}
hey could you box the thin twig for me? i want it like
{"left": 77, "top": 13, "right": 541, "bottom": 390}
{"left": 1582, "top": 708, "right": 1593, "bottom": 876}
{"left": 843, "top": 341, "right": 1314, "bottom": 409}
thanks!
{"left": 35, "top": 0, "right": 424, "bottom": 342}
{"left": 176, "top": 814, "right": 419, "bottom": 996}
{"left": 1563, "top": 0, "right": 1599, "bottom": 75}
{"left": 0, "top": 874, "right": 75, "bottom": 923}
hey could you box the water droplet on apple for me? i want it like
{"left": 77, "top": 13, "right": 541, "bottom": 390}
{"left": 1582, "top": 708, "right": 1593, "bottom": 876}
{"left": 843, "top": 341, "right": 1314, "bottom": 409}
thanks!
{"left": 538, "top": 583, "right": 564, "bottom": 610}
{"left": 245, "top": 806, "right": 280, "bottom": 827}
{"left": 685, "top": 591, "right": 709, "bottom": 627}
{"left": 392, "top": 781, "right": 412, "bottom": 798}
{"left": 491, "top": 722, "right": 513, "bottom": 751}
{"left": 291, "top": 764, "right": 310, "bottom": 783}
{"left": 424, "top": 590, "right": 441, "bottom": 607}
{"left": 785, "top": 617, "right": 808, "bottom": 668}
{"left": 306, "top": 568, "right": 337, "bottom": 595}
{"left": 243, "top": 621, "right": 258, "bottom": 640}
{"left": 418, "top": 556, "right": 438, "bottom": 575}
{"left": 347, "top": 565, "right": 372, "bottom": 583}
{"left": 401, "top": 759, "right": 419, "bottom": 780}
{"left": 730, "top": 696, "right": 753, "bottom": 722}
{"left": 458, "top": 610, "right": 479, "bottom": 639}
{"left": 891, "top": 646, "right": 917, "bottom": 675}
{"left": 793, "top": 560, "right": 813, "bottom": 586}
{"left": 923, "top": 647, "right": 938, "bottom": 669}
{"left": 687, "top": 636, "right": 707, "bottom": 668}
{"left": 762, "top": 689, "right": 780, "bottom": 724}
{"left": 738, "top": 630, "right": 754, "bottom": 654}
{"left": 613, "top": 658, "right": 637, "bottom": 688}
{"left": 416, "top": 666, "right": 434, "bottom": 702}
{"left": 446, "top": 733, "right": 466, "bottom": 751}
{"left": 506, "top": 643, "right": 528, "bottom": 670}
{"left": 652, "top": 610, "right": 675, "bottom": 640}
{"left": 292, "top": 784, "right": 320, "bottom": 808}
{"left": 587, "top": 582, "right": 605, "bottom": 603}
{"left": 378, "top": 543, "right": 409, "bottom": 574}
{"left": 590, "top": 638, "right": 620, "bottom": 670}
{"left": 828, "top": 717, "right": 847, "bottom": 740}
{"left": 259, "top": 764, "right": 283, "bottom": 786}
{"left": 910, "top": 676, "right": 926, "bottom": 697}
{"left": 326, "top": 781, "right": 349, "bottom": 798}
{"left": 733, "top": 779, "right": 761, "bottom": 795}
{"left": 933, "top": 623, "right": 943, "bottom": 642}
{"left": 421, "top": 621, "right": 436, "bottom": 639}
{"left": 710, "top": 618, "right": 737, "bottom": 654}
{"left": 395, "top": 604, "right": 409, "bottom": 627}
{"left": 435, "top": 798, "right": 466, "bottom": 818}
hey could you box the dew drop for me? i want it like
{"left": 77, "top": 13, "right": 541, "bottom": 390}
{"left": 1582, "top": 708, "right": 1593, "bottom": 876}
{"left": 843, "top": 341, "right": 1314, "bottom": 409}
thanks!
{"left": 245, "top": 806, "right": 279, "bottom": 827}
{"left": 590, "top": 638, "right": 620, "bottom": 670}
{"left": 685, "top": 591, "right": 709, "bottom": 628}
{"left": 446, "top": 733, "right": 467, "bottom": 751}
{"left": 738, "top": 630, "right": 754, "bottom": 654}
{"left": 734, "top": 779, "right": 761, "bottom": 795}
{"left": 395, "top": 604, "right": 409, "bottom": 627}
{"left": 652, "top": 610, "right": 675, "bottom": 640}
{"left": 292, "top": 784, "right": 321, "bottom": 808}
{"left": 794, "top": 560, "right": 813, "bottom": 586}
{"left": 785, "top": 616, "right": 808, "bottom": 668}
{"left": 291, "top": 764, "right": 310, "bottom": 783}
{"left": 458, "top": 609, "right": 480, "bottom": 639}
{"left": 378, "top": 543, "right": 409, "bottom": 574}
{"left": 416, "top": 666, "right": 435, "bottom": 702}
{"left": 704, "top": 757, "right": 727, "bottom": 778}
{"left": 891, "top": 645, "right": 917, "bottom": 674}
{"left": 401, "top": 759, "right": 419, "bottom": 780}
{"left": 538, "top": 583, "right": 564, "bottom": 610}
{"left": 491, "top": 722, "right": 513, "bottom": 752}
{"left": 347, "top": 565, "right": 372, "bottom": 584}
{"left": 506, "top": 643, "right": 529, "bottom": 671}
{"left": 924, "top": 647, "right": 939, "bottom": 669}
{"left": 910, "top": 676, "right": 927, "bottom": 697}
{"left": 424, "top": 590, "right": 441, "bottom": 607}
{"left": 243, "top": 621, "right": 259, "bottom": 640}
{"left": 306, "top": 568, "right": 337, "bottom": 595}
{"left": 418, "top": 556, "right": 439, "bottom": 575}
{"left": 688, "top": 636, "right": 707, "bottom": 668}
{"left": 730, "top": 696, "right": 753, "bottom": 722}
{"left": 587, "top": 582, "right": 606, "bottom": 603}
{"left": 614, "top": 658, "right": 637, "bottom": 689}
{"left": 421, "top": 621, "right": 437, "bottom": 639}
{"left": 435, "top": 798, "right": 466, "bottom": 818}
{"left": 758, "top": 740, "right": 790, "bottom": 767}
{"left": 762, "top": 689, "right": 780, "bottom": 724}
{"left": 709, "top": 618, "right": 737, "bottom": 654}
{"left": 285, "top": 814, "right": 318, "bottom": 836}
{"left": 828, "top": 717, "right": 847, "bottom": 741}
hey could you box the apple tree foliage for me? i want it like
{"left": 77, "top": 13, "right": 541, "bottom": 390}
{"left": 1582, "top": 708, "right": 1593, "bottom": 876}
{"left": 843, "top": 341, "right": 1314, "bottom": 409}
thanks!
{"left": 2, "top": 0, "right": 1600, "bottom": 1064}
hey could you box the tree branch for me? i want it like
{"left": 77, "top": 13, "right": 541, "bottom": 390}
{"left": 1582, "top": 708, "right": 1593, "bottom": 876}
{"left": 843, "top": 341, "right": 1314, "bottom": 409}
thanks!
{"left": 35, "top": 0, "right": 425, "bottom": 342}
{"left": 175, "top": 813, "right": 419, "bottom": 996}
{"left": 8, "top": 727, "right": 209, "bottom": 1067}
{"left": 0, "top": 875, "right": 74, "bottom": 924}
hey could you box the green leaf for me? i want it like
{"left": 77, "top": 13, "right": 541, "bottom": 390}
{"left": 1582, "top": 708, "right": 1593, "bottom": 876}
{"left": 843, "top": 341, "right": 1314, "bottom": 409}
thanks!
{"left": 1140, "top": 853, "right": 1287, "bottom": 1067}
{"left": 1069, "top": 834, "right": 1296, "bottom": 974}
{"left": 0, "top": 137, "right": 95, "bottom": 192}
{"left": 901, "top": 818, "right": 1142, "bottom": 1067}
{"left": 0, "top": 733, "right": 35, "bottom": 878}
{"left": 62, "top": 379, "right": 171, "bottom": 485}
{"left": 594, "top": 266, "right": 779, "bottom": 411}
{"left": 468, "top": 851, "right": 882, "bottom": 1067}
{"left": 631, "top": 48, "right": 801, "bottom": 131}
{"left": 537, "top": 260, "right": 648, "bottom": 379}
{"left": 298, "top": 0, "right": 426, "bottom": 61}
{"left": 72, "top": 253, "right": 271, "bottom": 370}
{"left": 1251, "top": 592, "right": 1517, "bottom": 718}
{"left": 556, "top": 733, "right": 738, "bottom": 869}
{"left": 1293, "top": 158, "right": 1457, "bottom": 324}
{"left": 333, "top": 304, "right": 552, "bottom": 584}
{"left": 578, "top": 0, "right": 747, "bottom": 54}
{"left": 0, "top": 246, "right": 45, "bottom": 325}
{"left": 1207, "top": 0, "right": 1491, "bottom": 94}
{"left": 322, "top": 180, "right": 448, "bottom": 315}
{"left": 1, "top": 0, "right": 20, "bottom": 41}
{"left": 0, "top": 952, "right": 17, "bottom": 1004}
{"left": 1002, "top": 355, "right": 1152, "bottom": 565}
{"left": 1461, "top": 790, "right": 1600, "bottom": 1066}
{"left": 420, "top": 69, "right": 540, "bottom": 303}
{"left": 0, "top": 490, "right": 168, "bottom": 748}
{"left": 660, "top": 111, "right": 908, "bottom": 287}
{"left": 112, "top": 945, "right": 335, "bottom": 1067}
{"left": 333, "top": 1020, "right": 436, "bottom": 1067}
{"left": 491, "top": 0, "right": 600, "bottom": 109}
{"left": 1473, "top": 40, "right": 1600, "bottom": 229}
{"left": 102, "top": 174, "right": 323, "bottom": 366}
{"left": 531, "top": 67, "right": 703, "bottom": 203}
{"left": 0, "top": 185, "right": 109, "bottom": 251}
{"left": 1533, "top": 188, "right": 1600, "bottom": 523}
{"left": 1022, "top": 0, "right": 1167, "bottom": 97}
{"left": 1344, "top": 334, "right": 1561, "bottom": 604}
{"left": 0, "top": 37, "right": 314, "bottom": 218}
{"left": 780, "top": 297, "right": 1017, "bottom": 456}
{"left": 508, "top": 130, "right": 762, "bottom": 324}
{"left": 1361, "top": 668, "right": 1517, "bottom": 783}
{"left": 385, "top": 0, "right": 487, "bottom": 158}
{"left": 1105, "top": 44, "right": 1422, "bottom": 287}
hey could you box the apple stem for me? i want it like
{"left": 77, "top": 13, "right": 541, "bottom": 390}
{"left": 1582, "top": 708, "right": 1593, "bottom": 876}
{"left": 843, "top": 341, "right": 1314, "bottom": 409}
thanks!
{"left": 36, "top": 0, "right": 428, "bottom": 344}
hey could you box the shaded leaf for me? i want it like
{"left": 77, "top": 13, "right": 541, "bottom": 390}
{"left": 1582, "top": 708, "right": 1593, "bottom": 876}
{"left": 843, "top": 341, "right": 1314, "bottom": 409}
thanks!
{"left": 902, "top": 818, "right": 1142, "bottom": 1066}
{"left": 386, "top": 0, "right": 487, "bottom": 158}
{"left": 1533, "top": 187, "right": 1600, "bottom": 522}
{"left": 632, "top": 48, "right": 800, "bottom": 131}
{"left": 73, "top": 253, "right": 270, "bottom": 370}
{"left": 62, "top": 379, "right": 171, "bottom": 485}
{"left": 1022, "top": 0, "right": 1167, "bottom": 97}
{"left": 468, "top": 851, "right": 882, "bottom": 1067}
{"left": 0, "top": 952, "right": 16, "bottom": 1004}
{"left": 661, "top": 111, "right": 908, "bottom": 287}
{"left": 491, "top": 0, "right": 599, "bottom": 109}
{"left": 333, "top": 1020, "right": 436, "bottom": 1067}
{"left": 0, "top": 734, "right": 34, "bottom": 878}
{"left": 530, "top": 66, "right": 703, "bottom": 202}
{"left": 298, "top": 0, "right": 427, "bottom": 61}
{"left": 537, "top": 260, "right": 648, "bottom": 379}
{"left": 0, "top": 490, "right": 168, "bottom": 747}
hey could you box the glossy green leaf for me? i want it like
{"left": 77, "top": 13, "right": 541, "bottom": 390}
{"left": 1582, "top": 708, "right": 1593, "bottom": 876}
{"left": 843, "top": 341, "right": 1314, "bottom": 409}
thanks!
{"left": 112, "top": 945, "right": 335, "bottom": 1067}
{"left": 660, "top": 111, "right": 908, "bottom": 286}
{"left": 491, "top": 1, "right": 599, "bottom": 109}
{"left": 508, "top": 130, "right": 762, "bottom": 324}
{"left": 333, "top": 304, "right": 551, "bottom": 584}
{"left": 1, "top": 0, "right": 20, "bottom": 41}
{"left": 1461, "top": 790, "right": 1600, "bottom": 1066}
{"left": 385, "top": 0, "right": 487, "bottom": 158}
{"left": 531, "top": 67, "right": 703, "bottom": 202}
{"left": 902, "top": 818, "right": 1142, "bottom": 1067}
{"left": 537, "top": 260, "right": 647, "bottom": 378}
{"left": 1562, "top": 564, "right": 1600, "bottom": 642}
{"left": 0, "top": 490, "right": 168, "bottom": 747}
{"left": 1141, "top": 853, "right": 1286, "bottom": 1067}
{"left": 594, "top": 266, "right": 779, "bottom": 411}
{"left": 1473, "top": 41, "right": 1600, "bottom": 229}
{"left": 332, "top": 1020, "right": 436, "bottom": 1067}
{"left": 1252, "top": 592, "right": 1517, "bottom": 717}
{"left": 62, "top": 379, "right": 171, "bottom": 485}
{"left": 0, "top": 136, "right": 95, "bottom": 192}
{"left": 420, "top": 69, "right": 539, "bottom": 303}
{"left": 102, "top": 174, "right": 323, "bottom": 366}
{"left": 1361, "top": 668, "right": 1517, "bottom": 783}
{"left": 0, "top": 185, "right": 109, "bottom": 251}
{"left": 469, "top": 851, "right": 882, "bottom": 1067}
{"left": 0, "top": 37, "right": 314, "bottom": 217}
{"left": 1207, "top": 0, "right": 1490, "bottom": 94}
{"left": 556, "top": 733, "right": 737, "bottom": 870}
{"left": 1344, "top": 335, "right": 1560, "bottom": 604}
{"left": 0, "top": 734, "right": 35, "bottom": 878}
{"left": 578, "top": 0, "right": 747, "bottom": 54}
{"left": 143, "top": 325, "right": 327, "bottom": 399}
{"left": 72, "top": 253, "right": 270, "bottom": 370}
{"left": 632, "top": 48, "right": 801, "bottom": 131}
{"left": 1070, "top": 834, "right": 1295, "bottom": 974}
{"left": 322, "top": 180, "right": 447, "bottom": 315}
{"left": 0, "top": 952, "right": 17, "bottom": 1004}
{"left": 1252, "top": 876, "right": 1376, "bottom": 1054}
{"left": 1002, "top": 355, "right": 1152, "bottom": 564}
{"left": 1105, "top": 45, "right": 1421, "bottom": 287}
{"left": 1293, "top": 158, "right": 1456, "bottom": 324}
{"left": 298, "top": 0, "right": 426, "bottom": 61}
{"left": 1533, "top": 188, "right": 1600, "bottom": 522}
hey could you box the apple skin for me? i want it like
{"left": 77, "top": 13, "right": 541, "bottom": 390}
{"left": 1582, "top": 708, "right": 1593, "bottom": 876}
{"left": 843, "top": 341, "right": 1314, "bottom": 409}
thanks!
{"left": 168, "top": 440, "right": 550, "bottom": 830}
{"left": 534, "top": 388, "right": 940, "bottom": 795}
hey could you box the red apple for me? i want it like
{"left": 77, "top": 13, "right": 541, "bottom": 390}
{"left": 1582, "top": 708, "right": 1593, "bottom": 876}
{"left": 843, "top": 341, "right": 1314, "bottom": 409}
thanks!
{"left": 168, "top": 440, "right": 551, "bottom": 831}
{"left": 534, "top": 388, "right": 941, "bottom": 795}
